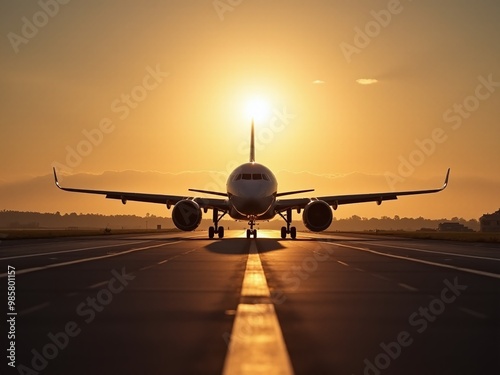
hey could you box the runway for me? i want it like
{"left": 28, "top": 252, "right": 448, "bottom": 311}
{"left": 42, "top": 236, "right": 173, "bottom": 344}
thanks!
{"left": 1, "top": 230, "right": 499, "bottom": 375}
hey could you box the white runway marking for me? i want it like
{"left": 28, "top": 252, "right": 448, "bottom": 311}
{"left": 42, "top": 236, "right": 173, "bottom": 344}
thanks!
{"left": 459, "top": 307, "right": 488, "bottom": 320}
{"left": 356, "top": 241, "right": 500, "bottom": 262}
{"left": 0, "top": 241, "right": 183, "bottom": 279}
{"left": 369, "top": 273, "right": 391, "bottom": 281}
{"left": 328, "top": 242, "right": 500, "bottom": 280}
{"left": 0, "top": 241, "right": 149, "bottom": 261}
{"left": 19, "top": 302, "right": 50, "bottom": 316}
{"left": 222, "top": 241, "right": 294, "bottom": 375}
{"left": 398, "top": 283, "right": 419, "bottom": 292}
{"left": 89, "top": 281, "right": 109, "bottom": 289}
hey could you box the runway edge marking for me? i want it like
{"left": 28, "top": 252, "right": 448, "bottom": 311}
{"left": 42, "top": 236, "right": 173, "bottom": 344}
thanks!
{"left": 358, "top": 241, "right": 500, "bottom": 262}
{"left": 328, "top": 242, "right": 500, "bottom": 280}
{"left": 0, "top": 240, "right": 149, "bottom": 261}
{"left": 0, "top": 241, "right": 183, "bottom": 279}
{"left": 222, "top": 240, "right": 294, "bottom": 375}
{"left": 19, "top": 302, "right": 50, "bottom": 316}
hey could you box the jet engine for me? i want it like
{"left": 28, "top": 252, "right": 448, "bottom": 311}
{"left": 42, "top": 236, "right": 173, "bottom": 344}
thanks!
{"left": 172, "top": 200, "right": 202, "bottom": 231}
{"left": 302, "top": 200, "right": 333, "bottom": 232}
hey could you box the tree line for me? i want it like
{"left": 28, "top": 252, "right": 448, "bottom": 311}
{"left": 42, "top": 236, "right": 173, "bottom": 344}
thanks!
{"left": 0, "top": 210, "right": 480, "bottom": 232}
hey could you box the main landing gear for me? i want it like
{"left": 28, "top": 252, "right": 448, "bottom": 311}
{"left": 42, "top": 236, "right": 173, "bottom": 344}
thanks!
{"left": 278, "top": 208, "right": 297, "bottom": 239}
{"left": 246, "top": 217, "right": 257, "bottom": 239}
{"left": 208, "top": 208, "right": 227, "bottom": 239}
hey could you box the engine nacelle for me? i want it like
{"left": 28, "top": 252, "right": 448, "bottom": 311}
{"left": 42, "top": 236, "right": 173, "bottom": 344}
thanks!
{"left": 302, "top": 200, "right": 333, "bottom": 232}
{"left": 172, "top": 200, "right": 202, "bottom": 231}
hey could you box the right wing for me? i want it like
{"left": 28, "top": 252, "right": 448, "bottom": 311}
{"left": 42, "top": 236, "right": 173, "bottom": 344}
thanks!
{"left": 275, "top": 168, "right": 450, "bottom": 212}
{"left": 53, "top": 168, "right": 229, "bottom": 211}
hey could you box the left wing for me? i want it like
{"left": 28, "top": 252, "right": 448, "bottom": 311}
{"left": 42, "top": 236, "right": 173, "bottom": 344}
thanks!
{"left": 53, "top": 168, "right": 229, "bottom": 211}
{"left": 275, "top": 168, "right": 450, "bottom": 212}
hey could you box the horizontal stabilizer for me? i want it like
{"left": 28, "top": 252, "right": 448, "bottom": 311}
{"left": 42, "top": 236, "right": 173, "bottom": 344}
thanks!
{"left": 276, "top": 189, "right": 314, "bottom": 197}
{"left": 188, "top": 188, "right": 228, "bottom": 197}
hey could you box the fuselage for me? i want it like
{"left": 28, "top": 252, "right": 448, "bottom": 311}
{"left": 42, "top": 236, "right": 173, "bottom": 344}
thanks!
{"left": 227, "top": 162, "right": 277, "bottom": 220}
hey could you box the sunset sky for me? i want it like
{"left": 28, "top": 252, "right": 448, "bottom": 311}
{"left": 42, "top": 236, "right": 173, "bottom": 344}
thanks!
{"left": 1, "top": 1, "right": 499, "bottom": 220}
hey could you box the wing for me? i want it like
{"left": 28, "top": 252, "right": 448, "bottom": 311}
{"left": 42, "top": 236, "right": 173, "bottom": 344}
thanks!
{"left": 275, "top": 168, "right": 450, "bottom": 212}
{"left": 53, "top": 168, "right": 229, "bottom": 211}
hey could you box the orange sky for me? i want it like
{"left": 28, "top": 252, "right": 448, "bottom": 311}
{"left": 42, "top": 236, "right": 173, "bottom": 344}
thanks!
{"left": 1, "top": 1, "right": 499, "bottom": 219}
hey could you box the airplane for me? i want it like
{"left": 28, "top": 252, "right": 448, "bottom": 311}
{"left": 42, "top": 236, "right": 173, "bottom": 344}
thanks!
{"left": 53, "top": 122, "right": 450, "bottom": 239}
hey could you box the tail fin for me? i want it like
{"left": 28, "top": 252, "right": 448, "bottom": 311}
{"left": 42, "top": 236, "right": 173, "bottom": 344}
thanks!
{"left": 250, "top": 119, "right": 255, "bottom": 162}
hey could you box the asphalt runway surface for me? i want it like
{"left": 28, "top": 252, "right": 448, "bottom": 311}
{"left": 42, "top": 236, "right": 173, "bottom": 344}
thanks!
{"left": 1, "top": 230, "right": 499, "bottom": 375}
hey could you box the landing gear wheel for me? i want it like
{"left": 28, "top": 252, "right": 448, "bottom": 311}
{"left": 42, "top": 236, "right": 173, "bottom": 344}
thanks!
{"left": 210, "top": 209, "right": 227, "bottom": 240}
{"left": 253, "top": 229, "right": 257, "bottom": 238}
{"left": 278, "top": 208, "right": 295, "bottom": 240}
{"left": 246, "top": 229, "right": 251, "bottom": 239}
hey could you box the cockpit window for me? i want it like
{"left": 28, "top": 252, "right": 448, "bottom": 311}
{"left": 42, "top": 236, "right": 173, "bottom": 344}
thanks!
{"left": 234, "top": 173, "right": 271, "bottom": 181}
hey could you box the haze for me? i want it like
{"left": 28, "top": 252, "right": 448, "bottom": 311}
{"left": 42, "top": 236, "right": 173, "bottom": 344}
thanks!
{"left": 1, "top": 0, "right": 499, "bottom": 220}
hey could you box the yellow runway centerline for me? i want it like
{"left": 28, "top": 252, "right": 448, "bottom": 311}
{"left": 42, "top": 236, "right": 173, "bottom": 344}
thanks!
{"left": 240, "top": 246, "right": 271, "bottom": 298}
{"left": 222, "top": 241, "right": 294, "bottom": 375}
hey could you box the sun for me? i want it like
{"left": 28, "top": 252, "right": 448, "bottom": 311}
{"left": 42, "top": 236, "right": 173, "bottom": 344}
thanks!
{"left": 245, "top": 97, "right": 270, "bottom": 123}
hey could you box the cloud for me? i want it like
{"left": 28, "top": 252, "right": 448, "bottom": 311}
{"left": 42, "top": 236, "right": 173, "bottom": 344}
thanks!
{"left": 312, "top": 80, "right": 325, "bottom": 84}
{"left": 356, "top": 78, "right": 378, "bottom": 85}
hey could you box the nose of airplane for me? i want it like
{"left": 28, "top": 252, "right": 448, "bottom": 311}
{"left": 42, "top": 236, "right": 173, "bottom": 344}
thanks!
{"left": 231, "top": 184, "right": 275, "bottom": 216}
{"left": 232, "top": 195, "right": 273, "bottom": 216}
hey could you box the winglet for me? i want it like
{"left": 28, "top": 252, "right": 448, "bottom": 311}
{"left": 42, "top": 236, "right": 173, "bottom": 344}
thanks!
{"left": 443, "top": 168, "right": 450, "bottom": 188}
{"left": 250, "top": 119, "right": 255, "bottom": 163}
{"left": 53, "top": 167, "right": 62, "bottom": 189}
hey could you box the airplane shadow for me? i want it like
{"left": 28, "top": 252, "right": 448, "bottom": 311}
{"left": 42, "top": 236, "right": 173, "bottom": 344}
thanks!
{"left": 289, "top": 238, "right": 387, "bottom": 242}
{"left": 205, "top": 238, "right": 287, "bottom": 255}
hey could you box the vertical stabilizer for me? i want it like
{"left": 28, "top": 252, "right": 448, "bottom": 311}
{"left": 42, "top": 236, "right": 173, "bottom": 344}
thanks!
{"left": 250, "top": 119, "right": 255, "bottom": 162}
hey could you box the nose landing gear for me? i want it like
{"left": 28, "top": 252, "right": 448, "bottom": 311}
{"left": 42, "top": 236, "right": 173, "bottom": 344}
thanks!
{"left": 246, "top": 217, "right": 257, "bottom": 238}
{"left": 246, "top": 229, "right": 257, "bottom": 238}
